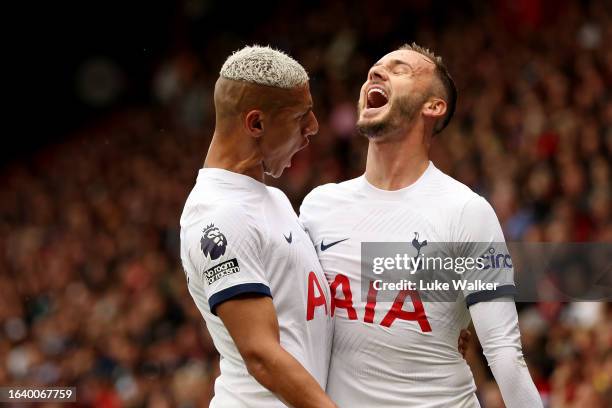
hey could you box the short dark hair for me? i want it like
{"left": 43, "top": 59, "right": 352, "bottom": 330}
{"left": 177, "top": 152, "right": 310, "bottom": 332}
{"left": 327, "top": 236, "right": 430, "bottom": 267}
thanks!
{"left": 399, "top": 42, "right": 457, "bottom": 134}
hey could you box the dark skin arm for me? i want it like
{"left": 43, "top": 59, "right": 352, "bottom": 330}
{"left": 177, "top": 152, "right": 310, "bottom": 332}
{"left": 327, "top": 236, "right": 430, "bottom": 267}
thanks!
{"left": 459, "top": 328, "right": 471, "bottom": 358}
{"left": 217, "top": 295, "right": 337, "bottom": 408}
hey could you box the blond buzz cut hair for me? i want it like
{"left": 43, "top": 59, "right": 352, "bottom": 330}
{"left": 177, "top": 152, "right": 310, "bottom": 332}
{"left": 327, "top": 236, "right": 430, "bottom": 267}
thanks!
{"left": 220, "top": 45, "right": 309, "bottom": 89}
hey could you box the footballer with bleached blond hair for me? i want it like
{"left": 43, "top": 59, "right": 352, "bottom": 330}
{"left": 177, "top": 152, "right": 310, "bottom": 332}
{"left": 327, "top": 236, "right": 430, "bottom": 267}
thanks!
{"left": 180, "top": 46, "right": 335, "bottom": 408}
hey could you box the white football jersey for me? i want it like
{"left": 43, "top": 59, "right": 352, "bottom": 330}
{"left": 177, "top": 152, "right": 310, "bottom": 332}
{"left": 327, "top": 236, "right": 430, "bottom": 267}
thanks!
{"left": 300, "top": 162, "right": 515, "bottom": 408}
{"left": 180, "top": 168, "right": 333, "bottom": 408}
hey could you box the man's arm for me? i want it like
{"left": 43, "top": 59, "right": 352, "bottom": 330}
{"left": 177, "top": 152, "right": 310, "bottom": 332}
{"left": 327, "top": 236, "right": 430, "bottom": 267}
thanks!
{"left": 469, "top": 299, "right": 543, "bottom": 408}
{"left": 458, "top": 328, "right": 471, "bottom": 358}
{"left": 217, "top": 295, "right": 336, "bottom": 408}
{"left": 452, "top": 195, "right": 539, "bottom": 405}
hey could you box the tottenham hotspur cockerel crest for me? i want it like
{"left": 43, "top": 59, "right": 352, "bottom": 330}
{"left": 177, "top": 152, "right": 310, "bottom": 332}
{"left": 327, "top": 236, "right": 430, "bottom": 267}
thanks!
{"left": 201, "top": 224, "right": 227, "bottom": 261}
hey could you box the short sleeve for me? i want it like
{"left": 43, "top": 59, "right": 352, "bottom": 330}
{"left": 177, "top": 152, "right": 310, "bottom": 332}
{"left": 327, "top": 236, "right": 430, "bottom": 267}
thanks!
{"left": 180, "top": 204, "right": 271, "bottom": 315}
{"left": 453, "top": 196, "right": 516, "bottom": 307}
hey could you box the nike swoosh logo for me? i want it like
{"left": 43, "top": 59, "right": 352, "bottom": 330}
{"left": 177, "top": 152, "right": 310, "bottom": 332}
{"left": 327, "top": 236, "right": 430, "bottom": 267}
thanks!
{"left": 320, "top": 238, "right": 349, "bottom": 251}
{"left": 284, "top": 232, "right": 292, "bottom": 244}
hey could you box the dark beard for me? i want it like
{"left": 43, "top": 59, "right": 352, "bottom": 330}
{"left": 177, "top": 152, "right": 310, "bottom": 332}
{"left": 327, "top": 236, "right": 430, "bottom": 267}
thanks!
{"left": 356, "top": 93, "right": 425, "bottom": 139}
{"left": 356, "top": 120, "right": 389, "bottom": 138}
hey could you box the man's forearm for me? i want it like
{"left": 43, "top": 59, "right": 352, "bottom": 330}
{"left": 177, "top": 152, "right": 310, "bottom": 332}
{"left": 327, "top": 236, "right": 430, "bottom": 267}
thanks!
{"left": 470, "top": 299, "right": 543, "bottom": 408}
{"left": 245, "top": 342, "right": 336, "bottom": 408}
{"left": 488, "top": 351, "right": 542, "bottom": 408}
{"left": 217, "top": 296, "right": 335, "bottom": 408}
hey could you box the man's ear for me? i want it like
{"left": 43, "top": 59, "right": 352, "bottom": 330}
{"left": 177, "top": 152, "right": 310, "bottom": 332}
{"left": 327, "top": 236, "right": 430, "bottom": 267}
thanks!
{"left": 245, "top": 110, "right": 264, "bottom": 138}
{"left": 422, "top": 98, "right": 447, "bottom": 120}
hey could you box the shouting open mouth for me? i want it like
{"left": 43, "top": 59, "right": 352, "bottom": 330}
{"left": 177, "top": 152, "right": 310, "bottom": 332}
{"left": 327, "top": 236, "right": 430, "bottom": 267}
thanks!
{"left": 362, "top": 85, "right": 389, "bottom": 117}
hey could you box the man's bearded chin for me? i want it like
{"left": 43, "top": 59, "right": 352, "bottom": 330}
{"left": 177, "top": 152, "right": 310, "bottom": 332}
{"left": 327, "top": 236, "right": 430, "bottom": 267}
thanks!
{"left": 357, "top": 95, "right": 421, "bottom": 139}
{"left": 356, "top": 116, "right": 389, "bottom": 139}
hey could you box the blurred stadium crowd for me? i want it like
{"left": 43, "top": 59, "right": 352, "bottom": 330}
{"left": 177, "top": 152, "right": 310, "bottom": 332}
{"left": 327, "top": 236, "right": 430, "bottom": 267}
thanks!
{"left": 1, "top": 0, "right": 611, "bottom": 407}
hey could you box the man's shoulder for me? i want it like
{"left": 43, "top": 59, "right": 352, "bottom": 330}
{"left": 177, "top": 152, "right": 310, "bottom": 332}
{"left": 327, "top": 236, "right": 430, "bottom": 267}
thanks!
{"left": 188, "top": 168, "right": 267, "bottom": 204}
{"left": 299, "top": 177, "right": 361, "bottom": 228}
{"left": 426, "top": 167, "right": 504, "bottom": 240}
{"left": 303, "top": 177, "right": 362, "bottom": 205}
{"left": 424, "top": 165, "right": 482, "bottom": 210}
{"left": 180, "top": 193, "right": 261, "bottom": 232}
{"left": 266, "top": 185, "right": 294, "bottom": 209}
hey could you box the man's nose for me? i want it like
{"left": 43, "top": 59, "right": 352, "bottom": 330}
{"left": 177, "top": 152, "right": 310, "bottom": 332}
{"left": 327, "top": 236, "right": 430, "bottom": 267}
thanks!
{"left": 368, "top": 65, "right": 388, "bottom": 82}
{"left": 304, "top": 111, "right": 319, "bottom": 137}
